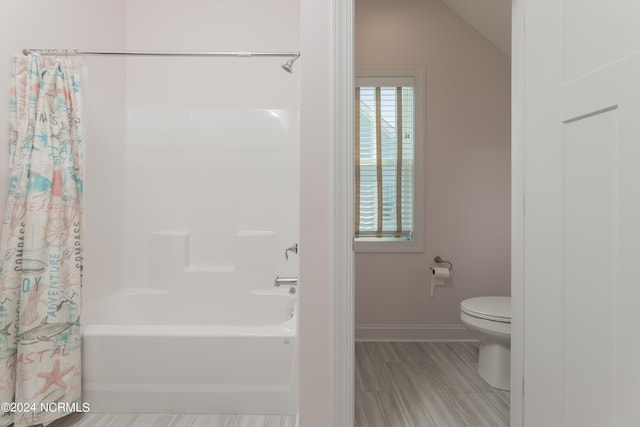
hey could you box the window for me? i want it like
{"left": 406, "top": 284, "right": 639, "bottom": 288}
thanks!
{"left": 355, "top": 69, "right": 424, "bottom": 252}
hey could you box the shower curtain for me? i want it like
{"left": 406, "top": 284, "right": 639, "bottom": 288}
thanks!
{"left": 0, "top": 54, "right": 84, "bottom": 427}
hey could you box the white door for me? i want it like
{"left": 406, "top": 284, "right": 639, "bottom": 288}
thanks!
{"left": 522, "top": 0, "right": 640, "bottom": 426}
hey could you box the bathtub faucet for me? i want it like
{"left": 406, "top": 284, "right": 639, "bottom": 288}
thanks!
{"left": 274, "top": 276, "right": 298, "bottom": 294}
{"left": 274, "top": 276, "right": 298, "bottom": 287}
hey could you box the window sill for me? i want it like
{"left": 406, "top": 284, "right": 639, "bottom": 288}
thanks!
{"left": 354, "top": 238, "right": 424, "bottom": 253}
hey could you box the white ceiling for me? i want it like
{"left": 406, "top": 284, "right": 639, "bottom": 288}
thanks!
{"left": 441, "top": 0, "right": 512, "bottom": 56}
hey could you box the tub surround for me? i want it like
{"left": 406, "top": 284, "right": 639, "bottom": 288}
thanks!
{"left": 123, "top": 108, "right": 300, "bottom": 291}
{"left": 82, "top": 229, "right": 298, "bottom": 414}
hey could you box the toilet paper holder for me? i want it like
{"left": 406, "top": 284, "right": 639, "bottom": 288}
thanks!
{"left": 434, "top": 256, "right": 452, "bottom": 271}
{"left": 430, "top": 256, "right": 452, "bottom": 297}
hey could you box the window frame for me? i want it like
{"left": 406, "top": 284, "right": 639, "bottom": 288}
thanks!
{"left": 354, "top": 67, "right": 425, "bottom": 253}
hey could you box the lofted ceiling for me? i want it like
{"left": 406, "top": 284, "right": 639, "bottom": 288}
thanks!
{"left": 440, "top": 0, "right": 512, "bottom": 56}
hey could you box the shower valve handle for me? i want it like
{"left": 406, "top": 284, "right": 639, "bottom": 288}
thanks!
{"left": 285, "top": 243, "right": 298, "bottom": 260}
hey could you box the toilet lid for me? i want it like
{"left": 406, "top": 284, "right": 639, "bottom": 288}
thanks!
{"left": 461, "top": 297, "right": 511, "bottom": 323}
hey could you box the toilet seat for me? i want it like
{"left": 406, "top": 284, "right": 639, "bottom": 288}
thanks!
{"left": 460, "top": 296, "right": 511, "bottom": 324}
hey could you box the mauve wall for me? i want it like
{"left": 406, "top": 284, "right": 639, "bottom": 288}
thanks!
{"left": 0, "top": 1, "right": 127, "bottom": 305}
{"left": 355, "top": 0, "right": 511, "bottom": 328}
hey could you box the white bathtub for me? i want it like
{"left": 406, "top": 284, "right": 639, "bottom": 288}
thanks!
{"left": 81, "top": 287, "right": 297, "bottom": 414}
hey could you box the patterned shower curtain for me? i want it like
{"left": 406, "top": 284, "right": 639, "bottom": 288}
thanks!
{"left": 0, "top": 54, "right": 84, "bottom": 427}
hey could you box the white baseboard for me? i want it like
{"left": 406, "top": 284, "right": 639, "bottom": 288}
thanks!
{"left": 355, "top": 324, "right": 475, "bottom": 342}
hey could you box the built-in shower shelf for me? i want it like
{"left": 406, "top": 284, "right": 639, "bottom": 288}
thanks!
{"left": 118, "top": 288, "right": 169, "bottom": 296}
{"left": 185, "top": 265, "right": 235, "bottom": 273}
{"left": 151, "top": 230, "right": 190, "bottom": 236}
{"left": 236, "top": 230, "right": 275, "bottom": 237}
{"left": 150, "top": 229, "right": 279, "bottom": 289}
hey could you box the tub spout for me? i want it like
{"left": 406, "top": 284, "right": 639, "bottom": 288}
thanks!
{"left": 274, "top": 276, "right": 298, "bottom": 287}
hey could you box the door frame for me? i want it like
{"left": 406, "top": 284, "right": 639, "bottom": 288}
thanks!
{"left": 330, "top": 0, "right": 525, "bottom": 426}
{"left": 509, "top": 0, "right": 524, "bottom": 425}
{"left": 332, "top": 0, "right": 356, "bottom": 425}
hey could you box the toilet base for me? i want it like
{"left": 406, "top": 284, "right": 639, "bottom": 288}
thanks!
{"left": 477, "top": 340, "right": 511, "bottom": 391}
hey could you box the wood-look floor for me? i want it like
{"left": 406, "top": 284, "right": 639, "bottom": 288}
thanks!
{"left": 48, "top": 413, "right": 296, "bottom": 427}
{"left": 355, "top": 341, "right": 510, "bottom": 427}
{"left": 45, "top": 341, "right": 506, "bottom": 427}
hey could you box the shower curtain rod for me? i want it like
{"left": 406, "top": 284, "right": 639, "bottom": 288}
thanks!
{"left": 22, "top": 49, "right": 300, "bottom": 58}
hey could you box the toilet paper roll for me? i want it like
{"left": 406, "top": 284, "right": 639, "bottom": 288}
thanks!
{"left": 431, "top": 267, "right": 450, "bottom": 280}
{"left": 430, "top": 267, "right": 450, "bottom": 297}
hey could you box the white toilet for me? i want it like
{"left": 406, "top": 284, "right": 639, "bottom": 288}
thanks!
{"left": 460, "top": 296, "right": 511, "bottom": 390}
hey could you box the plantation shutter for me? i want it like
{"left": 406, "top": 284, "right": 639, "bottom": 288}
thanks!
{"left": 355, "top": 76, "right": 415, "bottom": 239}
